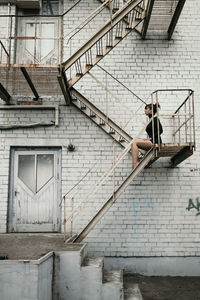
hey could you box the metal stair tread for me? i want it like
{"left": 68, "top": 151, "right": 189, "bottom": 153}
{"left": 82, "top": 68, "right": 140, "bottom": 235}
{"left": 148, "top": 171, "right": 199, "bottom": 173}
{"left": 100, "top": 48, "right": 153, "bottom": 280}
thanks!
{"left": 82, "top": 256, "right": 104, "bottom": 268}
{"left": 103, "top": 269, "right": 123, "bottom": 284}
{"left": 71, "top": 88, "right": 132, "bottom": 145}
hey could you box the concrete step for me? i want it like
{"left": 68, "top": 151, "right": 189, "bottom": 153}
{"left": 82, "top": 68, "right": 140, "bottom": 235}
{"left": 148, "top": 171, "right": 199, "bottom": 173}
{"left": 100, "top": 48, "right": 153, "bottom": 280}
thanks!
{"left": 81, "top": 256, "right": 105, "bottom": 300}
{"left": 53, "top": 243, "right": 88, "bottom": 300}
{"left": 103, "top": 269, "right": 124, "bottom": 300}
{"left": 82, "top": 256, "right": 104, "bottom": 268}
{"left": 124, "top": 284, "right": 143, "bottom": 300}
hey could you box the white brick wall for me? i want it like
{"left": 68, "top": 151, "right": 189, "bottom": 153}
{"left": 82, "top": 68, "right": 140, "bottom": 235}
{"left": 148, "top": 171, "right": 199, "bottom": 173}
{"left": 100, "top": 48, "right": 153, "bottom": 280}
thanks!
{"left": 0, "top": 0, "right": 200, "bottom": 257}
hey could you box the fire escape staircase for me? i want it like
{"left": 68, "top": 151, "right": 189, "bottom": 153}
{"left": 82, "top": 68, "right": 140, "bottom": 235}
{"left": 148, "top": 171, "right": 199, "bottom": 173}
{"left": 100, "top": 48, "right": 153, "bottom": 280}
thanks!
{"left": 71, "top": 87, "right": 132, "bottom": 149}
{"left": 73, "top": 147, "right": 157, "bottom": 243}
{"left": 67, "top": 88, "right": 194, "bottom": 243}
{"left": 0, "top": 0, "right": 186, "bottom": 102}
{"left": 62, "top": 0, "right": 146, "bottom": 91}
{"left": 0, "top": 0, "right": 191, "bottom": 243}
{"left": 70, "top": 134, "right": 194, "bottom": 243}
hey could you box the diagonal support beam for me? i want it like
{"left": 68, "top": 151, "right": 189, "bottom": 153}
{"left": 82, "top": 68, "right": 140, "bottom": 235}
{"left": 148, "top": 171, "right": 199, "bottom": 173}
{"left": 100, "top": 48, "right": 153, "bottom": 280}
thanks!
{"left": 20, "top": 67, "right": 39, "bottom": 100}
{"left": 57, "top": 70, "right": 72, "bottom": 105}
{"left": 73, "top": 148, "right": 156, "bottom": 243}
{"left": 0, "top": 82, "right": 11, "bottom": 104}
{"left": 141, "top": 0, "right": 155, "bottom": 39}
{"left": 168, "top": 0, "right": 186, "bottom": 40}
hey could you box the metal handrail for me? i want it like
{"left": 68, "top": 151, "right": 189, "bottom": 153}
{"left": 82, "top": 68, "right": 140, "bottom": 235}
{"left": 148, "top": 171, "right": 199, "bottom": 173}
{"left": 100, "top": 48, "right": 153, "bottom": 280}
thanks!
{"left": 62, "top": 114, "right": 155, "bottom": 225}
{"left": 0, "top": 0, "right": 115, "bottom": 66}
{"left": 151, "top": 89, "right": 195, "bottom": 148}
{"left": 63, "top": 0, "right": 112, "bottom": 40}
{"left": 174, "top": 90, "right": 193, "bottom": 114}
{"left": 62, "top": 0, "right": 83, "bottom": 17}
{"left": 97, "top": 64, "right": 146, "bottom": 104}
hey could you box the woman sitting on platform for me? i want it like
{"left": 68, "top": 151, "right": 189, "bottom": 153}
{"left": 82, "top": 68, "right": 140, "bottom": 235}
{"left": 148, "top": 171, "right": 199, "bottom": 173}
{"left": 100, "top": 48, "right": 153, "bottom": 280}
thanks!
{"left": 131, "top": 103, "right": 163, "bottom": 170}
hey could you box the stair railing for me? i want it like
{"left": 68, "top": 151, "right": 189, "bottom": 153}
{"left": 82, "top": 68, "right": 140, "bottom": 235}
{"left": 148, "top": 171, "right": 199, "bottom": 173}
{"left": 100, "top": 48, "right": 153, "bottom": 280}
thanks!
{"left": 63, "top": 0, "right": 112, "bottom": 42}
{"left": 151, "top": 89, "right": 195, "bottom": 150}
{"left": 63, "top": 89, "right": 195, "bottom": 238}
{"left": 62, "top": 115, "right": 155, "bottom": 235}
{"left": 86, "top": 65, "right": 146, "bottom": 135}
{"left": 62, "top": 0, "right": 146, "bottom": 86}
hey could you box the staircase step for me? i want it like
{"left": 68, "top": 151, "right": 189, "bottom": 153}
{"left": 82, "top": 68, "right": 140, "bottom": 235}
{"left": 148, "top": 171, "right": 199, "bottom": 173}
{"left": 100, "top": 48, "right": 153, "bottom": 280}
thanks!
{"left": 82, "top": 256, "right": 104, "bottom": 268}
{"left": 81, "top": 256, "right": 104, "bottom": 300}
{"left": 71, "top": 88, "right": 132, "bottom": 149}
{"left": 124, "top": 284, "right": 143, "bottom": 300}
{"left": 103, "top": 269, "right": 124, "bottom": 300}
{"left": 103, "top": 269, "right": 123, "bottom": 284}
{"left": 66, "top": 0, "right": 146, "bottom": 87}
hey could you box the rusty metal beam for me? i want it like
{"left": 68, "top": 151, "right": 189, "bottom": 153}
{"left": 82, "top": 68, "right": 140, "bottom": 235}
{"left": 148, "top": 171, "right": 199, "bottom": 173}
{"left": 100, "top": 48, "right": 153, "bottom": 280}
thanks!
{"left": 20, "top": 67, "right": 39, "bottom": 100}
{"left": 73, "top": 148, "right": 156, "bottom": 243}
{"left": 168, "top": 0, "right": 186, "bottom": 40}
{"left": 57, "top": 74, "right": 71, "bottom": 105}
{"left": 171, "top": 145, "right": 193, "bottom": 167}
{"left": 0, "top": 82, "right": 11, "bottom": 104}
{"left": 141, "top": 0, "right": 155, "bottom": 39}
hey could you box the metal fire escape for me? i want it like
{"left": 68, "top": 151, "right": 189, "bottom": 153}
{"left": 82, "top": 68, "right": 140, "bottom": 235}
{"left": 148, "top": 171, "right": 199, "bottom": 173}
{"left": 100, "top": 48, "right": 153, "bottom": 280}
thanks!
{"left": 0, "top": 0, "right": 186, "bottom": 102}
{"left": 0, "top": 0, "right": 193, "bottom": 242}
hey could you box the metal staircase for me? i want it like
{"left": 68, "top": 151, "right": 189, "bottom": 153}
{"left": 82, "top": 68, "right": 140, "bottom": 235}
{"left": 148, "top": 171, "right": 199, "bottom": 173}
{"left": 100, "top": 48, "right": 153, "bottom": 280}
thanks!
{"left": 63, "top": 89, "right": 195, "bottom": 243}
{"left": 62, "top": 0, "right": 146, "bottom": 87}
{"left": 71, "top": 87, "right": 132, "bottom": 148}
{"left": 73, "top": 147, "right": 157, "bottom": 243}
{"left": 72, "top": 140, "right": 194, "bottom": 243}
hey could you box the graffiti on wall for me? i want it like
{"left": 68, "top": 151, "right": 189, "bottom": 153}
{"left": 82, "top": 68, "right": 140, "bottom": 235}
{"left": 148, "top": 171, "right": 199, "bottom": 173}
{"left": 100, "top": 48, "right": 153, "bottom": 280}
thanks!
{"left": 186, "top": 197, "right": 200, "bottom": 216}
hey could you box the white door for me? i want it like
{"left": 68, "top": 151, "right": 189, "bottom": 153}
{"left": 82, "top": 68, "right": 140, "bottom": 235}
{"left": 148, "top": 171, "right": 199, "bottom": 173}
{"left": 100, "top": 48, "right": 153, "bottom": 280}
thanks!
{"left": 17, "top": 18, "right": 59, "bottom": 65}
{"left": 9, "top": 149, "right": 61, "bottom": 232}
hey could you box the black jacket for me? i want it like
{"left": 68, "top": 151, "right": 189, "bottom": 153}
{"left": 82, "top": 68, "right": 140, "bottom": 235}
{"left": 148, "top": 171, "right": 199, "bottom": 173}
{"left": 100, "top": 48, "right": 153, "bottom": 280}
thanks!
{"left": 146, "top": 116, "right": 163, "bottom": 144}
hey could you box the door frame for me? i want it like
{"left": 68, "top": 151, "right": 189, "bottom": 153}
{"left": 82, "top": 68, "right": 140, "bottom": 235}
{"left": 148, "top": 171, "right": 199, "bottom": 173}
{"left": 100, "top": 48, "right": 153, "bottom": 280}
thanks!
{"left": 8, "top": 146, "right": 62, "bottom": 233}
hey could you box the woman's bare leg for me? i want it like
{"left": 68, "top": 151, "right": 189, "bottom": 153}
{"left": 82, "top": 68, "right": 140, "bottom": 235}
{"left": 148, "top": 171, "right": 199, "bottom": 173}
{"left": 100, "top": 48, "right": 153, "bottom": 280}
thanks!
{"left": 131, "top": 139, "right": 153, "bottom": 170}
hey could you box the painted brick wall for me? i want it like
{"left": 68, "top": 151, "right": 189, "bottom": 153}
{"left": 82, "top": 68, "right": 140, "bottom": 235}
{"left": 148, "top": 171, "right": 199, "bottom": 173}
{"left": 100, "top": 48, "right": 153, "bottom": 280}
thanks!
{"left": 0, "top": 0, "right": 200, "bottom": 257}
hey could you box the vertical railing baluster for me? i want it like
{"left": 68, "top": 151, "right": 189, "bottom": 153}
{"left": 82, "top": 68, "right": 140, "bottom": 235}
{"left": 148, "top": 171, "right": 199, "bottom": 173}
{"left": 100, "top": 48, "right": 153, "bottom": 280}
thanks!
{"left": 60, "top": 15, "right": 63, "bottom": 66}
{"left": 178, "top": 111, "right": 180, "bottom": 145}
{"left": 75, "top": 59, "right": 82, "bottom": 74}
{"left": 85, "top": 50, "right": 88, "bottom": 65}
{"left": 90, "top": 48, "right": 92, "bottom": 65}
{"left": 130, "top": 10, "right": 135, "bottom": 28}
{"left": 184, "top": 98, "right": 187, "bottom": 143}
{"left": 156, "top": 91, "right": 160, "bottom": 150}
{"left": 63, "top": 196, "right": 66, "bottom": 242}
{"left": 70, "top": 38, "right": 72, "bottom": 79}
{"left": 112, "top": 141, "right": 116, "bottom": 203}
{"left": 172, "top": 114, "right": 175, "bottom": 144}
{"left": 192, "top": 91, "right": 195, "bottom": 150}
{"left": 119, "top": 20, "right": 123, "bottom": 37}
{"left": 34, "top": 17, "right": 37, "bottom": 64}
{"left": 189, "top": 90, "right": 192, "bottom": 144}
{"left": 151, "top": 93, "right": 155, "bottom": 146}
{"left": 8, "top": 16, "right": 12, "bottom": 67}
{"left": 71, "top": 197, "right": 74, "bottom": 237}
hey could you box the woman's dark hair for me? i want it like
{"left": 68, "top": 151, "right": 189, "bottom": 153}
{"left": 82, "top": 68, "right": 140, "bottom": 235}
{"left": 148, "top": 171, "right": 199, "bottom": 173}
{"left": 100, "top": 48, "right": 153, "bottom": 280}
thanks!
{"left": 145, "top": 103, "right": 160, "bottom": 115}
